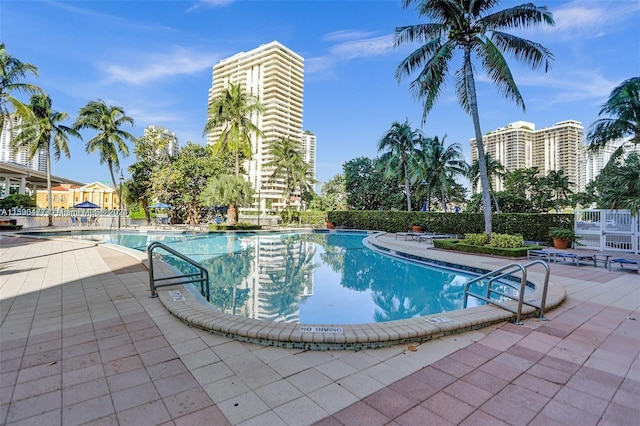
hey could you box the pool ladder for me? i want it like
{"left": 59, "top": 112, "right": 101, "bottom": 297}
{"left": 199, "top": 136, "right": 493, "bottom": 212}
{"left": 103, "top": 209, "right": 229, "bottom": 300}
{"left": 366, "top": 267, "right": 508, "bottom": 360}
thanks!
{"left": 147, "top": 242, "right": 210, "bottom": 300}
{"left": 463, "top": 260, "right": 550, "bottom": 325}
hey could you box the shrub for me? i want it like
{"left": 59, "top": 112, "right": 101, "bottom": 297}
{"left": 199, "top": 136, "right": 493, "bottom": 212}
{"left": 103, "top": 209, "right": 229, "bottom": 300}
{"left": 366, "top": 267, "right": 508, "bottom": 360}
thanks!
{"left": 464, "top": 233, "right": 489, "bottom": 246}
{"left": 488, "top": 233, "right": 524, "bottom": 248}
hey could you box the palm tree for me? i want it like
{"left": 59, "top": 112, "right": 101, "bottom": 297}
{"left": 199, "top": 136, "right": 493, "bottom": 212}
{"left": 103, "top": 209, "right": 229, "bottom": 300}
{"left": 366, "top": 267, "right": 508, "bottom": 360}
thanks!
{"left": 468, "top": 153, "right": 506, "bottom": 212}
{"left": 411, "top": 135, "right": 466, "bottom": 212}
{"left": 11, "top": 94, "right": 81, "bottom": 226}
{"left": 0, "top": 43, "right": 41, "bottom": 134}
{"left": 265, "top": 137, "right": 317, "bottom": 218}
{"left": 543, "top": 169, "right": 573, "bottom": 212}
{"left": 395, "top": 0, "right": 554, "bottom": 235}
{"left": 203, "top": 82, "right": 264, "bottom": 176}
{"left": 587, "top": 77, "right": 640, "bottom": 152}
{"left": 74, "top": 100, "right": 136, "bottom": 206}
{"left": 598, "top": 153, "right": 640, "bottom": 216}
{"left": 377, "top": 119, "right": 422, "bottom": 211}
{"left": 200, "top": 174, "right": 254, "bottom": 225}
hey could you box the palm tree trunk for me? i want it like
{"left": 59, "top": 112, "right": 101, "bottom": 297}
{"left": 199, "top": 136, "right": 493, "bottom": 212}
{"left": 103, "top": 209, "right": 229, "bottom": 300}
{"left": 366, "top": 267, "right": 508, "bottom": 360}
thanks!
{"left": 464, "top": 50, "right": 492, "bottom": 237}
{"left": 46, "top": 145, "right": 53, "bottom": 226}
{"left": 403, "top": 157, "right": 412, "bottom": 211}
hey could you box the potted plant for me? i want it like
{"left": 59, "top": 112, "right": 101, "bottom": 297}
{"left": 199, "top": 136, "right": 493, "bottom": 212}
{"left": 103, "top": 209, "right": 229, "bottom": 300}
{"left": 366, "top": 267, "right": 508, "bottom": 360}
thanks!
{"left": 549, "top": 227, "right": 576, "bottom": 249}
{"left": 411, "top": 224, "right": 425, "bottom": 233}
{"left": 325, "top": 218, "right": 336, "bottom": 229}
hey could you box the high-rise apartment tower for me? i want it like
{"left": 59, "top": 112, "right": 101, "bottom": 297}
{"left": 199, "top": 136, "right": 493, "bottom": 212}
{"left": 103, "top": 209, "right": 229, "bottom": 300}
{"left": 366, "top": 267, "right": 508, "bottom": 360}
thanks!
{"left": 470, "top": 120, "right": 583, "bottom": 193}
{"left": 207, "top": 41, "right": 311, "bottom": 211}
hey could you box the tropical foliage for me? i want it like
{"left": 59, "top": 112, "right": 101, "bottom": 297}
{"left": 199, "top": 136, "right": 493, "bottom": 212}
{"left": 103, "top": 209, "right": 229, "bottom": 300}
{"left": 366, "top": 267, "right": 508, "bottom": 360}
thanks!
{"left": 12, "top": 94, "right": 80, "bottom": 225}
{"left": 395, "top": 0, "right": 554, "bottom": 235}
{"left": 265, "top": 137, "right": 316, "bottom": 218}
{"left": 468, "top": 153, "right": 505, "bottom": 212}
{"left": 343, "top": 156, "right": 406, "bottom": 211}
{"left": 377, "top": 119, "right": 422, "bottom": 211}
{"left": 74, "top": 100, "right": 136, "bottom": 204}
{"left": 0, "top": 43, "right": 41, "bottom": 134}
{"left": 203, "top": 82, "right": 264, "bottom": 176}
{"left": 200, "top": 174, "right": 254, "bottom": 226}
{"left": 410, "top": 135, "right": 467, "bottom": 211}
{"left": 587, "top": 77, "right": 640, "bottom": 151}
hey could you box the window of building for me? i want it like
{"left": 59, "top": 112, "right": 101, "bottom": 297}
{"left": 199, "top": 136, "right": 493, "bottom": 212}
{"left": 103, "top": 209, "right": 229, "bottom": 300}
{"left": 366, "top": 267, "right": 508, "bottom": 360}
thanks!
{"left": 53, "top": 195, "right": 58, "bottom": 201}
{"left": 61, "top": 195, "right": 66, "bottom": 202}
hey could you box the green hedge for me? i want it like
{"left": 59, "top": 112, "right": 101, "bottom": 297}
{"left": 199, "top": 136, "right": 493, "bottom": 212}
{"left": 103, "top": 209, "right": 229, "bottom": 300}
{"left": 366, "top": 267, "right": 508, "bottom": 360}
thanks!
{"left": 325, "top": 211, "right": 572, "bottom": 242}
{"left": 434, "top": 239, "right": 543, "bottom": 257}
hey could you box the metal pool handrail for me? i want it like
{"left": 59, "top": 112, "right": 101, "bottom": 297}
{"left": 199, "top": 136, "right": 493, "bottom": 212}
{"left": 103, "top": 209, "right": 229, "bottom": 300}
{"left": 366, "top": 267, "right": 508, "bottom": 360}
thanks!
{"left": 463, "top": 260, "right": 550, "bottom": 324}
{"left": 147, "top": 241, "right": 210, "bottom": 300}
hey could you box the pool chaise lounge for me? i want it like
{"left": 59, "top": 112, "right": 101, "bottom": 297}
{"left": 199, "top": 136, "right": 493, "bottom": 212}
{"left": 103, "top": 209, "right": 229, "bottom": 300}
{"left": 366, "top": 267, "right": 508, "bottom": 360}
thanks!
{"left": 608, "top": 256, "right": 640, "bottom": 273}
{"left": 527, "top": 249, "right": 597, "bottom": 267}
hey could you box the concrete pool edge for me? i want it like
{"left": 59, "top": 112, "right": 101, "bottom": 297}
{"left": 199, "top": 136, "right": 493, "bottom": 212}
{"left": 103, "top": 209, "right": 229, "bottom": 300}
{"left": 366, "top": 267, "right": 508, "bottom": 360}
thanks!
{"left": 153, "top": 231, "right": 566, "bottom": 350}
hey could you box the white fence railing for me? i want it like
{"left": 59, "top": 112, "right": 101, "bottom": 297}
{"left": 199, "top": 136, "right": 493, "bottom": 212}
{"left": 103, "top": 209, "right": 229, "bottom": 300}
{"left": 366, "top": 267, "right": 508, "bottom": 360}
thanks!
{"left": 575, "top": 209, "right": 639, "bottom": 254}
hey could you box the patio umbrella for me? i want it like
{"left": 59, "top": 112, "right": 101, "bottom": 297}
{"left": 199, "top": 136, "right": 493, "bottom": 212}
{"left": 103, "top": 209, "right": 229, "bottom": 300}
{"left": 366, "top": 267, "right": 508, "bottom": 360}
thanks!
{"left": 148, "top": 202, "right": 172, "bottom": 209}
{"left": 73, "top": 201, "right": 100, "bottom": 208}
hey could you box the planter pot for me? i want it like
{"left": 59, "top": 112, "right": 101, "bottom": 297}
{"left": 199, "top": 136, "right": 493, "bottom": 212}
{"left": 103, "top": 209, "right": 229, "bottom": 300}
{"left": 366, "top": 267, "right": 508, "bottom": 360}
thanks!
{"left": 552, "top": 238, "right": 569, "bottom": 249}
{"left": 412, "top": 226, "right": 425, "bottom": 233}
{"left": 326, "top": 222, "right": 336, "bottom": 229}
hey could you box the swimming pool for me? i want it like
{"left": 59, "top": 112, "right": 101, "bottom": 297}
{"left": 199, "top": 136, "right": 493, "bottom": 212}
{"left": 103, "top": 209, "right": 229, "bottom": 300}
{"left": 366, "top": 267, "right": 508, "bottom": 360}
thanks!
{"left": 19, "top": 229, "right": 560, "bottom": 350}
{"left": 34, "top": 229, "right": 522, "bottom": 324}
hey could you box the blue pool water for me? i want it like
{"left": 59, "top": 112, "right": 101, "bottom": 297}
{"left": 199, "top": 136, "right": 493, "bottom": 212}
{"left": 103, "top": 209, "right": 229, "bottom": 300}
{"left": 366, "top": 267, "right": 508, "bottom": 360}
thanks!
{"left": 39, "top": 230, "right": 508, "bottom": 324}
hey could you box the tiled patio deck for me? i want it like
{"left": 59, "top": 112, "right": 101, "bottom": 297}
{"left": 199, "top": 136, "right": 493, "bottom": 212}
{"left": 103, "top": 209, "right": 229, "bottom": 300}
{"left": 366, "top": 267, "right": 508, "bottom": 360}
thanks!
{"left": 1, "top": 232, "right": 638, "bottom": 425}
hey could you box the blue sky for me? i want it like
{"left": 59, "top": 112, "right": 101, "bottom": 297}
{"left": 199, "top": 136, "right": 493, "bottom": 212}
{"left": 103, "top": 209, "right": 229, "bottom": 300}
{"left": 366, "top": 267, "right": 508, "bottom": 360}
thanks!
{"left": 3, "top": 0, "right": 639, "bottom": 189}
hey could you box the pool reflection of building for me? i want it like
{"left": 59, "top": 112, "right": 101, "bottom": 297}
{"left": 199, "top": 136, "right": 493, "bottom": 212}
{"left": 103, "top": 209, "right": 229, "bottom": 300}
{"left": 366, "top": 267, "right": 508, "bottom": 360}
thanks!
{"left": 238, "top": 234, "right": 315, "bottom": 323}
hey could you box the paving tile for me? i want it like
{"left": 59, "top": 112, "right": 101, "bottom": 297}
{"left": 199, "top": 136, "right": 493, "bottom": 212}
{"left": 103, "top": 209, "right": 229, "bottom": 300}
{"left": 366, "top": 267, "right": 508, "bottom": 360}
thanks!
{"left": 146, "top": 358, "right": 189, "bottom": 380}
{"left": 527, "top": 363, "right": 572, "bottom": 385}
{"left": 6, "top": 390, "right": 61, "bottom": 423}
{"left": 459, "top": 409, "right": 509, "bottom": 426}
{"left": 395, "top": 404, "right": 454, "bottom": 426}
{"left": 217, "top": 391, "right": 270, "bottom": 424}
{"left": 431, "top": 357, "right": 476, "bottom": 378}
{"left": 443, "top": 379, "right": 493, "bottom": 407}
{"left": 62, "top": 394, "right": 115, "bottom": 426}
{"left": 309, "top": 383, "right": 360, "bottom": 413}
{"left": 412, "top": 366, "right": 456, "bottom": 391}
{"left": 255, "top": 379, "right": 303, "bottom": 408}
{"left": 388, "top": 374, "right": 439, "bottom": 404}
{"left": 362, "top": 387, "right": 415, "bottom": 419}
{"left": 462, "top": 369, "right": 509, "bottom": 394}
{"left": 155, "top": 372, "right": 200, "bottom": 399}
{"left": 12, "top": 374, "right": 61, "bottom": 402}
{"left": 162, "top": 387, "right": 214, "bottom": 419}
{"left": 601, "top": 401, "right": 640, "bottom": 425}
{"left": 537, "top": 399, "right": 599, "bottom": 426}
{"left": 512, "top": 372, "right": 561, "bottom": 398}
{"left": 422, "top": 391, "right": 475, "bottom": 424}
{"left": 116, "top": 399, "right": 172, "bottom": 425}
{"left": 332, "top": 401, "right": 390, "bottom": 426}
{"left": 111, "top": 382, "right": 160, "bottom": 412}
{"left": 238, "top": 410, "right": 287, "bottom": 426}
{"left": 174, "top": 405, "right": 230, "bottom": 426}
{"left": 288, "top": 368, "right": 334, "bottom": 394}
{"left": 203, "top": 376, "right": 251, "bottom": 404}
{"left": 138, "top": 346, "right": 179, "bottom": 367}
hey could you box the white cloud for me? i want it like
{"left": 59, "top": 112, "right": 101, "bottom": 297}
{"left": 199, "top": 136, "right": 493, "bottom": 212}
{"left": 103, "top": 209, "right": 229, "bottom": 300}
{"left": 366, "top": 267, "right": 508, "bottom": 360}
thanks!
{"left": 187, "top": 0, "right": 235, "bottom": 13}
{"left": 530, "top": 0, "right": 640, "bottom": 40}
{"left": 307, "top": 31, "right": 395, "bottom": 76}
{"left": 100, "top": 47, "right": 219, "bottom": 85}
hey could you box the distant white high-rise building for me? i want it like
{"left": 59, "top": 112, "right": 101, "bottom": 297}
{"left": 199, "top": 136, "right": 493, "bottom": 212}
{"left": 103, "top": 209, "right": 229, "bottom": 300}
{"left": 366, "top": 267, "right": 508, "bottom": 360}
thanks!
{"left": 144, "top": 125, "right": 179, "bottom": 157}
{"left": 301, "top": 130, "right": 317, "bottom": 191}
{"left": 0, "top": 115, "right": 46, "bottom": 172}
{"left": 207, "top": 41, "right": 313, "bottom": 211}
{"left": 471, "top": 120, "right": 583, "bottom": 193}
{"left": 580, "top": 138, "right": 640, "bottom": 191}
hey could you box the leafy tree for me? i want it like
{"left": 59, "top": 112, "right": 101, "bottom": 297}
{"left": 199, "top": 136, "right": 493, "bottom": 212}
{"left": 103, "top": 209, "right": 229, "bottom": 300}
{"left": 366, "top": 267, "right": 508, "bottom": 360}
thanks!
{"left": 127, "top": 128, "right": 174, "bottom": 224}
{"left": 377, "top": 119, "right": 422, "bottom": 210}
{"left": 203, "top": 82, "right": 264, "bottom": 176}
{"left": 12, "top": 94, "right": 80, "bottom": 226}
{"left": 0, "top": 43, "right": 41, "bottom": 134}
{"left": 396, "top": 0, "right": 554, "bottom": 235}
{"left": 410, "top": 135, "right": 466, "bottom": 212}
{"left": 74, "top": 100, "right": 136, "bottom": 205}
{"left": 154, "top": 143, "right": 228, "bottom": 224}
{"left": 587, "top": 77, "right": 640, "bottom": 151}
{"left": 200, "top": 174, "right": 254, "bottom": 225}
{"left": 343, "top": 157, "right": 405, "bottom": 210}
{"left": 468, "top": 153, "right": 506, "bottom": 213}
{"left": 0, "top": 193, "right": 35, "bottom": 210}
{"left": 311, "top": 174, "right": 347, "bottom": 211}
{"left": 265, "top": 137, "right": 317, "bottom": 219}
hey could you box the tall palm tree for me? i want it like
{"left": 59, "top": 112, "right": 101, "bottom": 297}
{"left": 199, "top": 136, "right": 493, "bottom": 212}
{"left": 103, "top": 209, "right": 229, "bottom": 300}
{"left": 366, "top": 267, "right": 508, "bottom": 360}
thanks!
{"left": 12, "top": 94, "right": 81, "bottom": 226}
{"left": 395, "top": 0, "right": 554, "bottom": 235}
{"left": 0, "top": 43, "right": 41, "bottom": 135}
{"left": 411, "top": 135, "right": 466, "bottom": 212}
{"left": 543, "top": 169, "right": 573, "bottom": 212}
{"left": 203, "top": 82, "right": 264, "bottom": 176}
{"left": 468, "top": 153, "right": 506, "bottom": 212}
{"left": 265, "top": 137, "right": 316, "bottom": 217}
{"left": 587, "top": 77, "right": 640, "bottom": 152}
{"left": 377, "top": 119, "right": 422, "bottom": 211}
{"left": 74, "top": 100, "right": 136, "bottom": 206}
